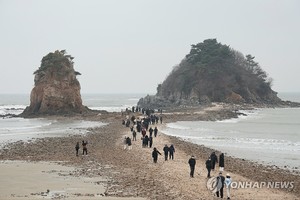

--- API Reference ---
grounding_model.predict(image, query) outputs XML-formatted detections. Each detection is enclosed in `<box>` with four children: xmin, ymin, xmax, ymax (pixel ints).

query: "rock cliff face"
<box><xmin>138</xmin><ymin>39</ymin><xmax>283</xmax><ymax>108</ymax></box>
<box><xmin>21</xmin><ymin>50</ymin><xmax>88</xmax><ymax>116</ymax></box>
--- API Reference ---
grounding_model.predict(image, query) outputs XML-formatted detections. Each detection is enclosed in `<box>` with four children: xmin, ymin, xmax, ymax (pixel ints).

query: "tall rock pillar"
<box><xmin>22</xmin><ymin>50</ymin><xmax>87</xmax><ymax>116</ymax></box>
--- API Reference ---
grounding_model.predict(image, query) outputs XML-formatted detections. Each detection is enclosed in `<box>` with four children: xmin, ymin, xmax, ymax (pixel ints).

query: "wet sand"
<box><xmin>0</xmin><ymin>160</ymin><xmax>111</xmax><ymax>199</ymax></box>
<box><xmin>0</xmin><ymin>104</ymin><xmax>299</xmax><ymax>199</ymax></box>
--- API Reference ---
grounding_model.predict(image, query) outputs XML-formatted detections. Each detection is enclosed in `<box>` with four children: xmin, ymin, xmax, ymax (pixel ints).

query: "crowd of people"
<box><xmin>187</xmin><ymin>153</ymin><xmax>231</xmax><ymax>199</ymax></box>
<box><xmin>120</xmin><ymin>107</ymin><xmax>232</xmax><ymax>199</ymax></box>
<box><xmin>204</xmin><ymin>152</ymin><xmax>231</xmax><ymax>199</ymax></box>
<box><xmin>75</xmin><ymin>106</ymin><xmax>232</xmax><ymax>199</ymax></box>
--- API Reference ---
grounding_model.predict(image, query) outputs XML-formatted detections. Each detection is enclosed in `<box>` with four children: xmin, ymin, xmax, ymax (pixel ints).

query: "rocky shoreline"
<box><xmin>0</xmin><ymin>104</ymin><xmax>299</xmax><ymax>199</ymax></box>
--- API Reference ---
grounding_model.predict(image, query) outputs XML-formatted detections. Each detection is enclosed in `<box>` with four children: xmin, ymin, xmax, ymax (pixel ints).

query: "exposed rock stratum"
<box><xmin>21</xmin><ymin>50</ymin><xmax>88</xmax><ymax>116</ymax></box>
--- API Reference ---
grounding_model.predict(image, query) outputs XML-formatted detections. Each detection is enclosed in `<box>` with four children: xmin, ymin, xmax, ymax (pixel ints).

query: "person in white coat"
<box><xmin>225</xmin><ymin>173</ymin><xmax>232</xmax><ymax>199</ymax></box>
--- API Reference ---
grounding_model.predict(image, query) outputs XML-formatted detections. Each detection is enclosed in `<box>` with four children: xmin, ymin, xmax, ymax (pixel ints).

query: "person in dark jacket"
<box><xmin>152</xmin><ymin>147</ymin><xmax>161</xmax><ymax>163</ymax></box>
<box><xmin>125</xmin><ymin>119</ymin><xmax>130</xmax><ymax>127</ymax></box>
<box><xmin>216</xmin><ymin>172</ymin><xmax>225</xmax><ymax>198</ymax></box>
<box><xmin>75</xmin><ymin>142</ymin><xmax>80</xmax><ymax>156</ymax></box>
<box><xmin>82</xmin><ymin>140</ymin><xmax>88</xmax><ymax>155</ymax></box>
<box><xmin>132</xmin><ymin>130</ymin><xmax>137</xmax><ymax>141</ymax></box>
<box><xmin>141</xmin><ymin>128</ymin><xmax>146</xmax><ymax>137</ymax></box>
<box><xmin>219</xmin><ymin>153</ymin><xmax>225</xmax><ymax>172</ymax></box>
<box><xmin>137</xmin><ymin>122</ymin><xmax>141</xmax><ymax>132</ymax></box>
<box><xmin>126</xmin><ymin>137</ymin><xmax>132</xmax><ymax>150</ymax></box>
<box><xmin>154</xmin><ymin>127</ymin><xmax>158</xmax><ymax>137</ymax></box>
<box><xmin>149</xmin><ymin>127</ymin><xmax>154</xmax><ymax>137</ymax></box>
<box><xmin>149</xmin><ymin>136</ymin><xmax>153</xmax><ymax>148</ymax></box>
<box><xmin>169</xmin><ymin>144</ymin><xmax>175</xmax><ymax>160</ymax></box>
<box><xmin>143</xmin><ymin>135</ymin><xmax>149</xmax><ymax>148</ymax></box>
<box><xmin>188</xmin><ymin>155</ymin><xmax>196</xmax><ymax>177</ymax></box>
<box><xmin>210</xmin><ymin>152</ymin><xmax>218</xmax><ymax>170</ymax></box>
<box><xmin>205</xmin><ymin>158</ymin><xmax>212</xmax><ymax>178</ymax></box>
<box><xmin>163</xmin><ymin>145</ymin><xmax>169</xmax><ymax>161</ymax></box>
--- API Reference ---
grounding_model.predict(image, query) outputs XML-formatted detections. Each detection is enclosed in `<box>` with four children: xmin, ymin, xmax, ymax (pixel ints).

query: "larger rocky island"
<box><xmin>138</xmin><ymin>39</ymin><xmax>298</xmax><ymax>108</ymax></box>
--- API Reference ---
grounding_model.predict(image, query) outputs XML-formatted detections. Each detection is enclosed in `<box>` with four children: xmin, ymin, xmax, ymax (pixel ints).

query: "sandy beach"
<box><xmin>0</xmin><ymin>105</ymin><xmax>299</xmax><ymax>200</ymax></box>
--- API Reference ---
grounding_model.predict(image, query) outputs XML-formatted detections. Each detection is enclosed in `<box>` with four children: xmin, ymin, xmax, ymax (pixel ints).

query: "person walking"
<box><xmin>141</xmin><ymin>128</ymin><xmax>146</xmax><ymax>137</ymax></box>
<box><xmin>132</xmin><ymin>130</ymin><xmax>137</xmax><ymax>141</ymax></box>
<box><xmin>144</xmin><ymin>135</ymin><xmax>149</xmax><ymax>148</ymax></box>
<box><xmin>210</xmin><ymin>152</ymin><xmax>218</xmax><ymax>171</ymax></box>
<box><xmin>149</xmin><ymin>127</ymin><xmax>154</xmax><ymax>137</ymax></box>
<box><xmin>126</xmin><ymin>137</ymin><xmax>132</xmax><ymax>150</ymax></box>
<box><xmin>137</xmin><ymin>122</ymin><xmax>141</xmax><ymax>132</ymax></box>
<box><xmin>163</xmin><ymin>145</ymin><xmax>169</xmax><ymax>161</ymax></box>
<box><xmin>169</xmin><ymin>144</ymin><xmax>175</xmax><ymax>160</ymax></box>
<box><xmin>219</xmin><ymin>153</ymin><xmax>225</xmax><ymax>172</ymax></box>
<box><xmin>82</xmin><ymin>140</ymin><xmax>88</xmax><ymax>155</ymax></box>
<box><xmin>225</xmin><ymin>173</ymin><xmax>232</xmax><ymax>199</ymax></box>
<box><xmin>75</xmin><ymin>142</ymin><xmax>80</xmax><ymax>156</ymax></box>
<box><xmin>205</xmin><ymin>158</ymin><xmax>212</xmax><ymax>178</ymax></box>
<box><xmin>154</xmin><ymin>127</ymin><xmax>158</xmax><ymax>137</ymax></box>
<box><xmin>216</xmin><ymin>172</ymin><xmax>225</xmax><ymax>198</ymax></box>
<box><xmin>152</xmin><ymin>147</ymin><xmax>161</xmax><ymax>163</ymax></box>
<box><xmin>149</xmin><ymin>136</ymin><xmax>153</xmax><ymax>148</ymax></box>
<box><xmin>188</xmin><ymin>155</ymin><xmax>196</xmax><ymax>178</ymax></box>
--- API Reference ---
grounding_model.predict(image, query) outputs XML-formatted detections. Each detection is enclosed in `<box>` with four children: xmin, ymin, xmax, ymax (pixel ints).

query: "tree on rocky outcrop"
<box><xmin>138</xmin><ymin>39</ymin><xmax>282</xmax><ymax>108</ymax></box>
<box><xmin>21</xmin><ymin>50</ymin><xmax>88</xmax><ymax>116</ymax></box>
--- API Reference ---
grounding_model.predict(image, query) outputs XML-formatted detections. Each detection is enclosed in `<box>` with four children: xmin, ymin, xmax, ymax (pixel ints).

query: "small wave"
<box><xmin>217</xmin><ymin>118</ymin><xmax>239</xmax><ymax>123</ymax></box>
<box><xmin>0</xmin><ymin>125</ymin><xmax>46</xmax><ymax>131</ymax></box>
<box><xmin>89</xmin><ymin>106</ymin><xmax>128</xmax><ymax>112</ymax></box>
<box><xmin>0</xmin><ymin>105</ymin><xmax>27</xmax><ymax>115</ymax></box>
<box><xmin>0</xmin><ymin>119</ymin><xmax>53</xmax><ymax>133</ymax></box>
<box><xmin>204</xmin><ymin>136</ymin><xmax>296</xmax><ymax>147</ymax></box>
<box><xmin>0</xmin><ymin>119</ymin><xmax>106</xmax><ymax>147</ymax></box>
<box><xmin>194</xmin><ymin>127</ymin><xmax>212</xmax><ymax>132</ymax></box>
<box><xmin>166</xmin><ymin>123</ymin><xmax>191</xmax><ymax>130</ymax></box>
<box><xmin>163</xmin><ymin>128</ymin><xmax>300</xmax><ymax>151</ymax></box>
<box><xmin>0</xmin><ymin>105</ymin><xmax>27</xmax><ymax>109</ymax></box>
<box><xmin>216</xmin><ymin>109</ymin><xmax>262</xmax><ymax>123</ymax></box>
<box><xmin>234</xmin><ymin>138</ymin><xmax>292</xmax><ymax>145</ymax></box>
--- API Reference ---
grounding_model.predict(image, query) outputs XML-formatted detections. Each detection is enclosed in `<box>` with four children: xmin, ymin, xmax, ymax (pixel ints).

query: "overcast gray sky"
<box><xmin>1</xmin><ymin>0</ymin><xmax>299</xmax><ymax>94</ymax></box>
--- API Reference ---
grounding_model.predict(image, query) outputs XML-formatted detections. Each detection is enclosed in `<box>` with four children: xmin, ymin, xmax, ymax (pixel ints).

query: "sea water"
<box><xmin>0</xmin><ymin>117</ymin><xmax>106</xmax><ymax>147</ymax></box>
<box><xmin>1</xmin><ymin>93</ymin><xmax>299</xmax><ymax>171</ymax></box>
<box><xmin>0</xmin><ymin>93</ymin><xmax>143</xmax><ymax>147</ymax></box>
<box><xmin>82</xmin><ymin>93</ymin><xmax>143</xmax><ymax>112</ymax></box>
<box><xmin>162</xmin><ymin>92</ymin><xmax>300</xmax><ymax>170</ymax></box>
